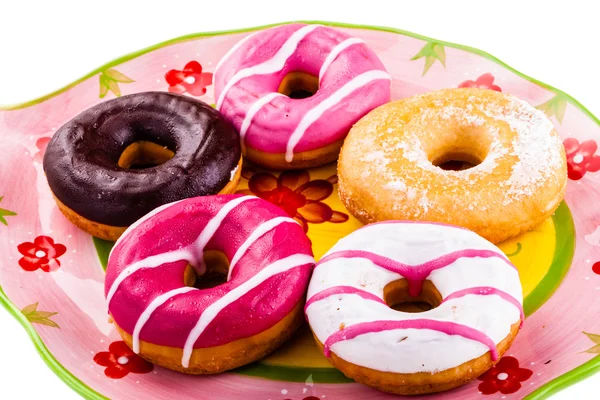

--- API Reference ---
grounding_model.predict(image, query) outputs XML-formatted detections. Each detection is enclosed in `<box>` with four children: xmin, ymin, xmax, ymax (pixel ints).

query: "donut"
<box><xmin>43</xmin><ymin>92</ymin><xmax>242</xmax><ymax>241</ymax></box>
<box><xmin>338</xmin><ymin>88</ymin><xmax>567</xmax><ymax>244</ymax></box>
<box><xmin>214</xmin><ymin>23</ymin><xmax>391</xmax><ymax>169</ymax></box>
<box><xmin>105</xmin><ymin>194</ymin><xmax>315</xmax><ymax>374</ymax></box>
<box><xmin>305</xmin><ymin>221</ymin><xmax>523</xmax><ymax>395</ymax></box>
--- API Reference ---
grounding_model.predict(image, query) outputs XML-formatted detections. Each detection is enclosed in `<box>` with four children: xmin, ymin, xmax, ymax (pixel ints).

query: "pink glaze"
<box><xmin>323</xmin><ymin>319</ymin><xmax>499</xmax><ymax>360</ymax></box>
<box><xmin>105</xmin><ymin>194</ymin><xmax>315</xmax><ymax>368</ymax></box>
<box><xmin>304</xmin><ymin>285</ymin><xmax>385</xmax><ymax>314</ymax></box>
<box><xmin>213</xmin><ymin>23</ymin><xmax>391</xmax><ymax>161</ymax></box>
<box><xmin>316</xmin><ymin>249</ymin><xmax>515</xmax><ymax>297</ymax></box>
<box><xmin>443</xmin><ymin>286</ymin><xmax>525</xmax><ymax>327</ymax></box>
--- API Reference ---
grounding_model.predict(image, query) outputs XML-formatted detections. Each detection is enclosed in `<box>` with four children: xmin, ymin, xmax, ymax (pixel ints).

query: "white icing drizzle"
<box><xmin>106</xmin><ymin>249</ymin><xmax>192</xmax><ymax>306</ymax></box>
<box><xmin>318</xmin><ymin>38</ymin><xmax>365</xmax><ymax>81</ymax></box>
<box><xmin>109</xmin><ymin>199</ymin><xmax>184</xmax><ymax>259</ymax></box>
<box><xmin>239</xmin><ymin>92</ymin><xmax>284</xmax><ymax>142</ymax></box>
<box><xmin>285</xmin><ymin>70</ymin><xmax>391</xmax><ymax>162</ymax></box>
<box><xmin>215</xmin><ymin>24</ymin><xmax>321</xmax><ymax>110</ymax></box>
<box><xmin>214</xmin><ymin>30</ymin><xmax>263</xmax><ymax>74</ymax></box>
<box><xmin>181</xmin><ymin>253</ymin><xmax>314</xmax><ymax>368</ymax></box>
<box><xmin>227</xmin><ymin>216</ymin><xmax>298</xmax><ymax>280</ymax></box>
<box><xmin>107</xmin><ymin>196</ymin><xmax>256</xmax><ymax>307</ymax></box>
<box><xmin>132</xmin><ymin>286</ymin><xmax>196</xmax><ymax>353</ymax></box>
<box><xmin>193</xmin><ymin>195</ymin><xmax>256</xmax><ymax>264</ymax></box>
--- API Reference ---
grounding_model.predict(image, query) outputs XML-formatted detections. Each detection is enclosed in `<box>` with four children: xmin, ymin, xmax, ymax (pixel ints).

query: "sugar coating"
<box><xmin>348</xmin><ymin>90</ymin><xmax>564</xmax><ymax>218</ymax></box>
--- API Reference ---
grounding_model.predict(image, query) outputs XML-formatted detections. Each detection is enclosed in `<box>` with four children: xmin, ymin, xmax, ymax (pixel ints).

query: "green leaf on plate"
<box><xmin>98</xmin><ymin>68</ymin><xmax>134</xmax><ymax>98</ymax></box>
<box><xmin>536</xmin><ymin>94</ymin><xmax>569</xmax><ymax>124</ymax></box>
<box><xmin>21</xmin><ymin>302</ymin><xmax>60</xmax><ymax>329</ymax></box>
<box><xmin>99</xmin><ymin>75</ymin><xmax>109</xmax><ymax>98</ymax></box>
<box><xmin>582</xmin><ymin>332</ymin><xmax>600</xmax><ymax>353</ymax></box>
<box><xmin>410</xmin><ymin>42</ymin><xmax>447</xmax><ymax>76</ymax></box>
<box><xmin>107</xmin><ymin>79</ymin><xmax>121</xmax><ymax>97</ymax></box>
<box><xmin>432</xmin><ymin>43</ymin><xmax>446</xmax><ymax>67</ymax></box>
<box><xmin>103</xmin><ymin>68</ymin><xmax>134</xmax><ymax>83</ymax></box>
<box><xmin>0</xmin><ymin>196</ymin><xmax>17</xmax><ymax>226</ymax></box>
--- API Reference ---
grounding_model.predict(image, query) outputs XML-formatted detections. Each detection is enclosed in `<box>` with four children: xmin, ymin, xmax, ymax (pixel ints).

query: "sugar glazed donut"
<box><xmin>105</xmin><ymin>194</ymin><xmax>315</xmax><ymax>374</ymax></box>
<box><xmin>338</xmin><ymin>88</ymin><xmax>567</xmax><ymax>244</ymax></box>
<box><xmin>305</xmin><ymin>221</ymin><xmax>523</xmax><ymax>395</ymax></box>
<box><xmin>214</xmin><ymin>23</ymin><xmax>391</xmax><ymax>169</ymax></box>
<box><xmin>43</xmin><ymin>92</ymin><xmax>242</xmax><ymax>241</ymax></box>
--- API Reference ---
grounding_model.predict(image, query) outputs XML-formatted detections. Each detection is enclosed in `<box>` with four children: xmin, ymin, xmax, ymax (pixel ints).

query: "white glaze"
<box><xmin>107</xmin><ymin>196</ymin><xmax>257</xmax><ymax>306</ymax></box>
<box><xmin>305</xmin><ymin>222</ymin><xmax>523</xmax><ymax>374</ymax></box>
<box><xmin>106</xmin><ymin>248</ymin><xmax>192</xmax><ymax>306</ymax></box>
<box><xmin>182</xmin><ymin>253</ymin><xmax>314</xmax><ymax>367</ymax></box>
<box><xmin>284</xmin><ymin>70</ymin><xmax>392</xmax><ymax>162</ymax></box>
<box><xmin>110</xmin><ymin>199</ymin><xmax>184</xmax><ymax>258</ymax></box>
<box><xmin>214</xmin><ymin>30</ymin><xmax>263</xmax><ymax>73</ymax></box>
<box><xmin>132</xmin><ymin>286</ymin><xmax>197</xmax><ymax>353</ymax></box>
<box><xmin>193</xmin><ymin>195</ymin><xmax>256</xmax><ymax>272</ymax></box>
<box><xmin>227</xmin><ymin>216</ymin><xmax>298</xmax><ymax>280</ymax></box>
<box><xmin>318</xmin><ymin>37</ymin><xmax>365</xmax><ymax>81</ymax></box>
<box><xmin>239</xmin><ymin>92</ymin><xmax>284</xmax><ymax>141</ymax></box>
<box><xmin>216</xmin><ymin>24</ymin><xmax>321</xmax><ymax>110</ymax></box>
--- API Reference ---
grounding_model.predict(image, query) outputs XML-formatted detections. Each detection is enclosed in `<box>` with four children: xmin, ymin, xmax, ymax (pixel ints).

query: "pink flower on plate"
<box><xmin>563</xmin><ymin>138</ymin><xmax>600</xmax><ymax>180</ymax></box>
<box><xmin>165</xmin><ymin>61</ymin><xmax>213</xmax><ymax>96</ymax></box>
<box><xmin>33</xmin><ymin>137</ymin><xmax>51</xmax><ymax>163</ymax></box>
<box><xmin>459</xmin><ymin>73</ymin><xmax>502</xmax><ymax>92</ymax></box>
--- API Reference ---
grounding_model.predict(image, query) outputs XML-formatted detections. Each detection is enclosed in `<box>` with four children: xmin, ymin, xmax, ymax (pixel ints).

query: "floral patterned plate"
<box><xmin>0</xmin><ymin>21</ymin><xmax>599</xmax><ymax>400</ymax></box>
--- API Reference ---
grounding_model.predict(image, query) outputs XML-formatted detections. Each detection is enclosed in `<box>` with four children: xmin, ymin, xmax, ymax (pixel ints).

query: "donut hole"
<box><xmin>278</xmin><ymin>72</ymin><xmax>319</xmax><ymax>99</ymax></box>
<box><xmin>426</xmin><ymin>125</ymin><xmax>492</xmax><ymax>171</ymax></box>
<box><xmin>383</xmin><ymin>280</ymin><xmax>442</xmax><ymax>313</ymax></box>
<box><xmin>432</xmin><ymin>152</ymin><xmax>483</xmax><ymax>171</ymax></box>
<box><xmin>184</xmin><ymin>250</ymin><xmax>230</xmax><ymax>289</ymax></box>
<box><xmin>117</xmin><ymin>141</ymin><xmax>175</xmax><ymax>169</ymax></box>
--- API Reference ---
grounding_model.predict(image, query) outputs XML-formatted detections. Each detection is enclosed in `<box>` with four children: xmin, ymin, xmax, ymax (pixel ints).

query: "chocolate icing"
<box><xmin>43</xmin><ymin>91</ymin><xmax>241</xmax><ymax>227</ymax></box>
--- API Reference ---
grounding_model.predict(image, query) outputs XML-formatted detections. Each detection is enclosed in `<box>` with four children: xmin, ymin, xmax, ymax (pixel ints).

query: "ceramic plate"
<box><xmin>1</xmin><ymin>21</ymin><xmax>599</xmax><ymax>400</ymax></box>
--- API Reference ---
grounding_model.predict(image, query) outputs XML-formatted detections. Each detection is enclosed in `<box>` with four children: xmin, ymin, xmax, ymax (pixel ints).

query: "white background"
<box><xmin>0</xmin><ymin>0</ymin><xmax>598</xmax><ymax>398</ymax></box>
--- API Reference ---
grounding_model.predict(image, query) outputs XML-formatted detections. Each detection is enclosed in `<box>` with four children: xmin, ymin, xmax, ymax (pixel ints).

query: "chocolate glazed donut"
<box><xmin>43</xmin><ymin>91</ymin><xmax>242</xmax><ymax>241</ymax></box>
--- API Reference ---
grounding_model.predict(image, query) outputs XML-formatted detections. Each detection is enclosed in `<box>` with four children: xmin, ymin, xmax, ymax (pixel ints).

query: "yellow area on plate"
<box><xmin>498</xmin><ymin>217</ymin><xmax>555</xmax><ymax>299</ymax></box>
<box><xmin>238</xmin><ymin>162</ymin><xmax>557</xmax><ymax>368</ymax></box>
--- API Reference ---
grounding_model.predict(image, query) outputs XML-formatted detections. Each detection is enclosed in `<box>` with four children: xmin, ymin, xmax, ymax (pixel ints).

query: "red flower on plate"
<box><xmin>238</xmin><ymin>169</ymin><xmax>349</xmax><ymax>233</ymax></box>
<box><xmin>592</xmin><ymin>261</ymin><xmax>600</xmax><ymax>275</ymax></box>
<box><xmin>563</xmin><ymin>138</ymin><xmax>600</xmax><ymax>180</ymax></box>
<box><xmin>165</xmin><ymin>61</ymin><xmax>213</xmax><ymax>96</ymax></box>
<box><xmin>17</xmin><ymin>236</ymin><xmax>66</xmax><ymax>272</ymax></box>
<box><xmin>33</xmin><ymin>137</ymin><xmax>51</xmax><ymax>163</ymax></box>
<box><xmin>94</xmin><ymin>341</ymin><xmax>153</xmax><ymax>379</ymax></box>
<box><xmin>477</xmin><ymin>356</ymin><xmax>533</xmax><ymax>395</ymax></box>
<box><xmin>459</xmin><ymin>73</ymin><xmax>502</xmax><ymax>92</ymax></box>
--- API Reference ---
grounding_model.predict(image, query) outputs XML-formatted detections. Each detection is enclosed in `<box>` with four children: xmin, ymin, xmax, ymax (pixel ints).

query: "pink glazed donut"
<box><xmin>214</xmin><ymin>23</ymin><xmax>391</xmax><ymax>169</ymax></box>
<box><xmin>105</xmin><ymin>194</ymin><xmax>315</xmax><ymax>374</ymax></box>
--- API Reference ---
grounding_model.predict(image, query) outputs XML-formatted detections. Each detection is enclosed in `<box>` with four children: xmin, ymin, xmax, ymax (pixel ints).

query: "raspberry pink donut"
<box><xmin>305</xmin><ymin>221</ymin><xmax>524</xmax><ymax>395</ymax></box>
<box><xmin>105</xmin><ymin>194</ymin><xmax>315</xmax><ymax>374</ymax></box>
<box><xmin>214</xmin><ymin>23</ymin><xmax>391</xmax><ymax>169</ymax></box>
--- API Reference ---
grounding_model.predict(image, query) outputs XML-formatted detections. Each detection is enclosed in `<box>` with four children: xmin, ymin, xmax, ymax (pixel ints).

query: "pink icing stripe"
<box><xmin>304</xmin><ymin>285</ymin><xmax>385</xmax><ymax>313</ymax></box>
<box><xmin>323</xmin><ymin>319</ymin><xmax>498</xmax><ymax>361</ymax></box>
<box><xmin>443</xmin><ymin>286</ymin><xmax>524</xmax><ymax>327</ymax></box>
<box><xmin>317</xmin><ymin>249</ymin><xmax>515</xmax><ymax>298</ymax></box>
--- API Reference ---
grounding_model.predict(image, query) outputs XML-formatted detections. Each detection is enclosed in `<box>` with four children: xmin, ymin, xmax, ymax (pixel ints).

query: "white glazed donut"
<box><xmin>305</xmin><ymin>221</ymin><xmax>524</xmax><ymax>395</ymax></box>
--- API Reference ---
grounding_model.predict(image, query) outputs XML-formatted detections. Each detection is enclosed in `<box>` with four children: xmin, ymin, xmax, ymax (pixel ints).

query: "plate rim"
<box><xmin>1</xmin><ymin>19</ymin><xmax>598</xmax><ymax>400</ymax></box>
